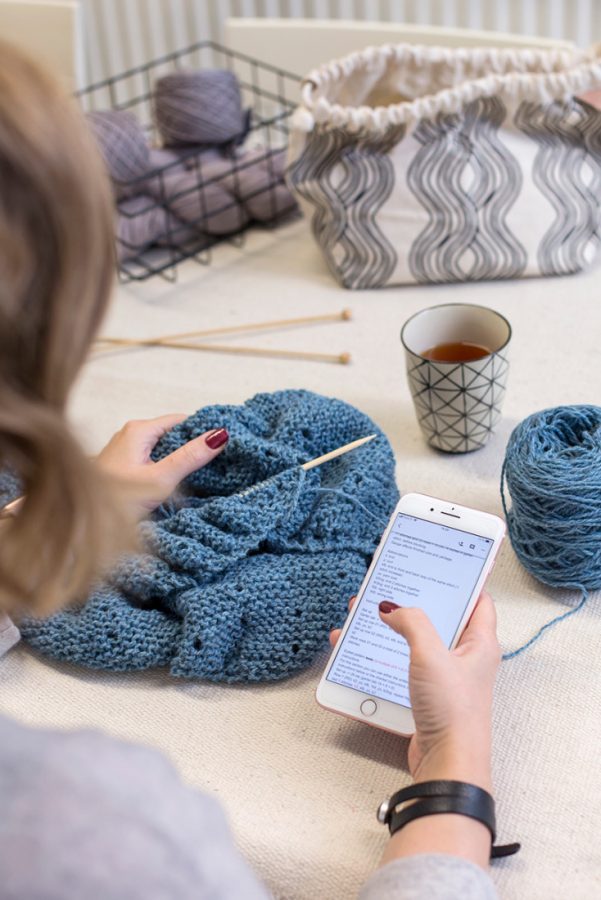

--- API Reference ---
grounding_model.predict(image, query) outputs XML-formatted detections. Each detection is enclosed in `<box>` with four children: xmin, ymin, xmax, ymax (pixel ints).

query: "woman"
<box><xmin>0</xmin><ymin>42</ymin><xmax>501</xmax><ymax>898</ymax></box>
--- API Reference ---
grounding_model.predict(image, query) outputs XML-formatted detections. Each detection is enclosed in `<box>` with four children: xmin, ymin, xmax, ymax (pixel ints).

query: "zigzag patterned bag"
<box><xmin>287</xmin><ymin>43</ymin><xmax>601</xmax><ymax>289</ymax></box>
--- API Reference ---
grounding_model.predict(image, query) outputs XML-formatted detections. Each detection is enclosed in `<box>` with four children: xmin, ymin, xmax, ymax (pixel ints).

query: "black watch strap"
<box><xmin>377</xmin><ymin>780</ymin><xmax>520</xmax><ymax>861</ymax></box>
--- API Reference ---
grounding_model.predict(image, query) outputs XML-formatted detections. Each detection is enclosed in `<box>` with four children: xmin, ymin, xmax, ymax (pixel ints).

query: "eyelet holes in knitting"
<box><xmin>193</xmin><ymin>638</ymin><xmax>203</xmax><ymax>652</ymax></box>
<box><xmin>295</xmin><ymin>608</ymin><xmax>302</xmax><ymax>617</ymax></box>
<box><xmin>301</xmin><ymin>428</ymin><xmax>312</xmax><ymax>439</ymax></box>
<box><xmin>337</xmin><ymin>571</ymin><xmax>347</xmax><ymax>579</ymax></box>
<box><xmin>292</xmin><ymin>643</ymin><xmax>300</xmax><ymax>654</ymax></box>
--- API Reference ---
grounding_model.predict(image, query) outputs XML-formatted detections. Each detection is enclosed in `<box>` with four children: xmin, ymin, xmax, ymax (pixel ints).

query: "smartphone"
<box><xmin>316</xmin><ymin>492</ymin><xmax>505</xmax><ymax>736</ymax></box>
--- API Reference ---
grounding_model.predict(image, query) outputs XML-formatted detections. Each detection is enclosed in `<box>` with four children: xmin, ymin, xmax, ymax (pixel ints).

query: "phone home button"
<box><xmin>360</xmin><ymin>699</ymin><xmax>377</xmax><ymax>717</ymax></box>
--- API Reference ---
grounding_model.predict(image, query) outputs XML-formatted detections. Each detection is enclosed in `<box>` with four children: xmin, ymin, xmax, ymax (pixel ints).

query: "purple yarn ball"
<box><xmin>154</xmin><ymin>69</ymin><xmax>245</xmax><ymax>146</ymax></box>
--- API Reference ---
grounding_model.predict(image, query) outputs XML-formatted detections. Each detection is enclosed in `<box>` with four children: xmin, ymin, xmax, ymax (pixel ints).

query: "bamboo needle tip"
<box><xmin>341</xmin><ymin>308</ymin><xmax>353</xmax><ymax>321</ymax></box>
<box><xmin>339</xmin><ymin>352</ymin><xmax>352</xmax><ymax>365</ymax></box>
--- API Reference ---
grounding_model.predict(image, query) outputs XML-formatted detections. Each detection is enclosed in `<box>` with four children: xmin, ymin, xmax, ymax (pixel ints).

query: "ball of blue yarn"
<box><xmin>503</xmin><ymin>405</ymin><xmax>601</xmax><ymax>591</ymax></box>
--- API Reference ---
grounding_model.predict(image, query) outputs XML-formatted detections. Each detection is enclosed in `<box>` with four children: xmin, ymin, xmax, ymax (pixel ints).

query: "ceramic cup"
<box><xmin>400</xmin><ymin>303</ymin><xmax>511</xmax><ymax>453</ymax></box>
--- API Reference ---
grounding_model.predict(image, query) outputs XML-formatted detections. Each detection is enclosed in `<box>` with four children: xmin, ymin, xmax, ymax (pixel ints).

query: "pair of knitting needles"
<box><xmin>93</xmin><ymin>309</ymin><xmax>352</xmax><ymax>365</ymax></box>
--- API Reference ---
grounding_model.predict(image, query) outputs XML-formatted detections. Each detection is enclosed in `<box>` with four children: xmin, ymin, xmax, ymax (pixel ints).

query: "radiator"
<box><xmin>81</xmin><ymin>0</ymin><xmax>600</xmax><ymax>86</ymax></box>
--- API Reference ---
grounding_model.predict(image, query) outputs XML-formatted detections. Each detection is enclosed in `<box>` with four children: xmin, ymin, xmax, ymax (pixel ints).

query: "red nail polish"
<box><xmin>205</xmin><ymin>428</ymin><xmax>229</xmax><ymax>449</ymax></box>
<box><xmin>379</xmin><ymin>601</ymin><xmax>400</xmax><ymax>615</ymax></box>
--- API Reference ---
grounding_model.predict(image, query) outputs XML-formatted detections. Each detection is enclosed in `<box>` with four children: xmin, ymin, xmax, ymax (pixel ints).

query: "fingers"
<box><xmin>154</xmin><ymin>428</ymin><xmax>229</xmax><ymax>491</ymax></box>
<box><xmin>456</xmin><ymin>591</ymin><xmax>499</xmax><ymax>651</ymax></box>
<box><xmin>379</xmin><ymin>605</ymin><xmax>446</xmax><ymax>656</ymax></box>
<box><xmin>115</xmin><ymin>414</ymin><xmax>188</xmax><ymax>461</ymax></box>
<box><xmin>137</xmin><ymin>413</ymin><xmax>188</xmax><ymax>439</ymax></box>
<box><xmin>122</xmin><ymin>414</ymin><xmax>187</xmax><ymax>444</ymax></box>
<box><xmin>465</xmin><ymin>591</ymin><xmax>497</xmax><ymax>635</ymax></box>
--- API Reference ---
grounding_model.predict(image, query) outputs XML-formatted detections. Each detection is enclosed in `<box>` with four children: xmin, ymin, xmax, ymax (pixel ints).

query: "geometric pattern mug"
<box><xmin>401</xmin><ymin>304</ymin><xmax>511</xmax><ymax>453</ymax></box>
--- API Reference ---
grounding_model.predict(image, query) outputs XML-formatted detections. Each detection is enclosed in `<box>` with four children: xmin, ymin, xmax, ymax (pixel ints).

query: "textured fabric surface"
<box><xmin>359</xmin><ymin>855</ymin><xmax>498</xmax><ymax>900</ymax></box>
<box><xmin>20</xmin><ymin>390</ymin><xmax>398</xmax><ymax>682</ymax></box>
<box><xmin>1</xmin><ymin>221</ymin><xmax>599</xmax><ymax>899</ymax></box>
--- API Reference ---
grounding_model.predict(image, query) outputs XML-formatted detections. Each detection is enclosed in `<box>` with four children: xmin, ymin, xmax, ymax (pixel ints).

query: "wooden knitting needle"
<box><xmin>302</xmin><ymin>434</ymin><xmax>376</xmax><ymax>470</ymax></box>
<box><xmin>0</xmin><ymin>496</ymin><xmax>23</xmax><ymax>518</ymax></box>
<box><xmin>92</xmin><ymin>338</ymin><xmax>351</xmax><ymax>365</ymax></box>
<box><xmin>95</xmin><ymin>309</ymin><xmax>352</xmax><ymax>348</ymax></box>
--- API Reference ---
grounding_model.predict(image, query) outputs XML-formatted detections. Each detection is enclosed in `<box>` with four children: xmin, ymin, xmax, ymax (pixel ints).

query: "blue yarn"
<box><xmin>501</xmin><ymin>405</ymin><xmax>601</xmax><ymax>659</ymax></box>
<box><xmin>21</xmin><ymin>390</ymin><xmax>399</xmax><ymax>682</ymax></box>
<box><xmin>0</xmin><ymin>469</ymin><xmax>20</xmax><ymax>508</ymax></box>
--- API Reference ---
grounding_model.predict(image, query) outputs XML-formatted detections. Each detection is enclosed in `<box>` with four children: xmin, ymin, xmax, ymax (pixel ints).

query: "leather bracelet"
<box><xmin>377</xmin><ymin>780</ymin><xmax>520</xmax><ymax>860</ymax></box>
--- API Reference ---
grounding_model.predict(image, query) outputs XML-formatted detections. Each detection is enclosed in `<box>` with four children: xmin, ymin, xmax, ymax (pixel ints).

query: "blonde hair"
<box><xmin>0</xmin><ymin>42</ymin><xmax>128</xmax><ymax>614</ymax></box>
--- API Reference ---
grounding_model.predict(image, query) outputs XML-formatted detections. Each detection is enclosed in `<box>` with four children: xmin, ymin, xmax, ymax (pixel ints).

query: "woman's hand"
<box><xmin>96</xmin><ymin>414</ymin><xmax>228</xmax><ymax>520</ymax></box>
<box><xmin>330</xmin><ymin>593</ymin><xmax>500</xmax><ymax>868</ymax></box>
<box><xmin>329</xmin><ymin>592</ymin><xmax>500</xmax><ymax>791</ymax></box>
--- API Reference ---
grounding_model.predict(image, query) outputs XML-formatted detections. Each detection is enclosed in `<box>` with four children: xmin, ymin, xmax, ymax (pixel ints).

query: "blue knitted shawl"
<box><xmin>20</xmin><ymin>390</ymin><xmax>399</xmax><ymax>682</ymax></box>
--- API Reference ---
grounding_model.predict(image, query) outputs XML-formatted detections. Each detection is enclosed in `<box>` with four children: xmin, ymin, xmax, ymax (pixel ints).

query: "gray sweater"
<box><xmin>0</xmin><ymin>633</ymin><xmax>497</xmax><ymax>899</ymax></box>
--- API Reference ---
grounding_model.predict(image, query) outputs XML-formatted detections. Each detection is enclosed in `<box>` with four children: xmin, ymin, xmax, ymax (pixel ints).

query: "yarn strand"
<box><xmin>501</xmin><ymin>588</ymin><xmax>589</xmax><ymax>660</ymax></box>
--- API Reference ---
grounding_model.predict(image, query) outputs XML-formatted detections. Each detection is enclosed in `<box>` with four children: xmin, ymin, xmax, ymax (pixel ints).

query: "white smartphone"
<box><xmin>316</xmin><ymin>492</ymin><xmax>505</xmax><ymax>736</ymax></box>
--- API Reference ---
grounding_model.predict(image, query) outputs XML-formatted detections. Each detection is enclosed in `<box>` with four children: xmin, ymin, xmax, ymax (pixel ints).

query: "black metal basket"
<box><xmin>79</xmin><ymin>41</ymin><xmax>301</xmax><ymax>282</ymax></box>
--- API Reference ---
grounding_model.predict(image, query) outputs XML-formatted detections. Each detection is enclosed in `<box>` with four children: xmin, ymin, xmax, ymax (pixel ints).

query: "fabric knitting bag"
<box><xmin>20</xmin><ymin>390</ymin><xmax>399</xmax><ymax>683</ymax></box>
<box><xmin>287</xmin><ymin>43</ymin><xmax>601</xmax><ymax>289</ymax></box>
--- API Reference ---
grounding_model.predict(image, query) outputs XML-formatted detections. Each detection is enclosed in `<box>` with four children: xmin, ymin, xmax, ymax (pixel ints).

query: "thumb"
<box><xmin>154</xmin><ymin>428</ymin><xmax>229</xmax><ymax>491</ymax></box>
<box><xmin>379</xmin><ymin>603</ymin><xmax>446</xmax><ymax>657</ymax></box>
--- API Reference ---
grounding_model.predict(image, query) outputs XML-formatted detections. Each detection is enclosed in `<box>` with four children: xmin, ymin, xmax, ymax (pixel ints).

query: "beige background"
<box><xmin>0</xmin><ymin>0</ymin><xmax>80</xmax><ymax>86</ymax></box>
<box><xmin>0</xmin><ymin>220</ymin><xmax>600</xmax><ymax>898</ymax></box>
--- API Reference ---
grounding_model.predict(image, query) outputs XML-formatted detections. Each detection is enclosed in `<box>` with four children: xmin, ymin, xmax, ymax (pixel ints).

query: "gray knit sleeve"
<box><xmin>358</xmin><ymin>854</ymin><xmax>498</xmax><ymax>900</ymax></box>
<box><xmin>0</xmin><ymin>716</ymin><xmax>271</xmax><ymax>900</ymax></box>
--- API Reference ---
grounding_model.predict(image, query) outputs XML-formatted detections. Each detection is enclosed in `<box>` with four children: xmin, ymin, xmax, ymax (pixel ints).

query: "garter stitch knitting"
<box><xmin>21</xmin><ymin>391</ymin><xmax>399</xmax><ymax>682</ymax></box>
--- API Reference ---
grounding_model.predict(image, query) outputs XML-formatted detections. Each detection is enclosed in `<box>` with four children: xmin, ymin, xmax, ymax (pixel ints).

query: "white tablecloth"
<box><xmin>1</xmin><ymin>221</ymin><xmax>600</xmax><ymax>899</ymax></box>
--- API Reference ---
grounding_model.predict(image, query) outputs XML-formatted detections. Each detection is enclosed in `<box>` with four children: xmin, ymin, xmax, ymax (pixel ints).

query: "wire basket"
<box><xmin>79</xmin><ymin>41</ymin><xmax>301</xmax><ymax>282</ymax></box>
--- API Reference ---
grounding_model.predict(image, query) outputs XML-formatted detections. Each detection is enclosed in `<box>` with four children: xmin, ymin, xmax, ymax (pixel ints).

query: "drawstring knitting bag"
<box><xmin>287</xmin><ymin>43</ymin><xmax>601</xmax><ymax>289</ymax></box>
<box><xmin>20</xmin><ymin>390</ymin><xmax>399</xmax><ymax>683</ymax></box>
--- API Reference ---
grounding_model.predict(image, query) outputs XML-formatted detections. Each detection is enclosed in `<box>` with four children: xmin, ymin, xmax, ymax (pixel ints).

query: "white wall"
<box><xmin>2</xmin><ymin>1</ymin><xmax>594</xmax><ymax>89</ymax></box>
<box><xmin>0</xmin><ymin>0</ymin><xmax>81</xmax><ymax>87</ymax></box>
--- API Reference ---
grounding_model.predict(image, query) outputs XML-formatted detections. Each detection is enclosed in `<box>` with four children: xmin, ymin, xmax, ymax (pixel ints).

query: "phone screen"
<box><xmin>326</xmin><ymin>512</ymin><xmax>494</xmax><ymax>709</ymax></box>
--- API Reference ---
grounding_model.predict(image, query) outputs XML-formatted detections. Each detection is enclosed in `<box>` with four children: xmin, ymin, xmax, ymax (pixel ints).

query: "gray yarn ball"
<box><xmin>116</xmin><ymin>194</ymin><xmax>198</xmax><ymax>260</ymax></box>
<box><xmin>233</xmin><ymin>147</ymin><xmax>297</xmax><ymax>222</ymax></box>
<box><xmin>195</xmin><ymin>148</ymin><xmax>296</xmax><ymax>223</ymax></box>
<box><xmin>143</xmin><ymin>146</ymin><xmax>220</xmax><ymax>194</ymax></box>
<box><xmin>154</xmin><ymin>69</ymin><xmax>245</xmax><ymax>146</ymax></box>
<box><xmin>87</xmin><ymin>110</ymin><xmax>150</xmax><ymax>198</ymax></box>
<box><xmin>146</xmin><ymin>159</ymin><xmax>249</xmax><ymax>236</ymax></box>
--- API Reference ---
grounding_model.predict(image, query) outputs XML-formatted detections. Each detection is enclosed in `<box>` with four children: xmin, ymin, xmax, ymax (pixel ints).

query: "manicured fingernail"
<box><xmin>379</xmin><ymin>601</ymin><xmax>400</xmax><ymax>615</ymax></box>
<box><xmin>205</xmin><ymin>428</ymin><xmax>229</xmax><ymax>449</ymax></box>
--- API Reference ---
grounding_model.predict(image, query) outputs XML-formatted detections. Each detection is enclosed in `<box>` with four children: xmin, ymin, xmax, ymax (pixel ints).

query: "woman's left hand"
<box><xmin>96</xmin><ymin>414</ymin><xmax>228</xmax><ymax>520</ymax></box>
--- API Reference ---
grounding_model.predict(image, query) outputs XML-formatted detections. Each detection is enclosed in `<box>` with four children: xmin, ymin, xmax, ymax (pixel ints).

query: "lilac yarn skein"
<box><xmin>87</xmin><ymin>110</ymin><xmax>150</xmax><ymax>199</ymax></box>
<box><xmin>116</xmin><ymin>195</ymin><xmax>199</xmax><ymax>260</ymax></box>
<box><xmin>155</xmin><ymin>70</ymin><xmax>246</xmax><ymax>146</ymax></box>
